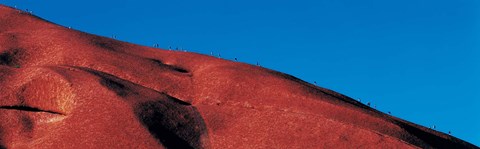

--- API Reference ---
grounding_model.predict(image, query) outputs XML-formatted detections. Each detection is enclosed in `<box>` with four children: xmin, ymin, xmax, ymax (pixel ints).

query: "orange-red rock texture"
<box><xmin>0</xmin><ymin>5</ymin><xmax>477</xmax><ymax>149</ymax></box>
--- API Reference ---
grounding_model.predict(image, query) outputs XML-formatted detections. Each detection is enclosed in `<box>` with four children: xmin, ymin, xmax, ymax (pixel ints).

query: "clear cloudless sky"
<box><xmin>2</xmin><ymin>0</ymin><xmax>479</xmax><ymax>146</ymax></box>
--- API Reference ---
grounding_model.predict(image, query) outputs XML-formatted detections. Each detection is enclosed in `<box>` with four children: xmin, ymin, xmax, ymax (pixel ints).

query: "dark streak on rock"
<box><xmin>0</xmin><ymin>48</ymin><xmax>21</xmax><ymax>67</ymax></box>
<box><xmin>91</xmin><ymin>37</ymin><xmax>118</xmax><ymax>51</ymax></box>
<box><xmin>19</xmin><ymin>114</ymin><xmax>33</xmax><ymax>134</ymax></box>
<box><xmin>0</xmin><ymin>106</ymin><xmax>63</xmax><ymax>115</ymax></box>
<box><xmin>100</xmin><ymin>78</ymin><xmax>129</xmax><ymax>97</ymax></box>
<box><xmin>150</xmin><ymin>59</ymin><xmax>190</xmax><ymax>74</ymax></box>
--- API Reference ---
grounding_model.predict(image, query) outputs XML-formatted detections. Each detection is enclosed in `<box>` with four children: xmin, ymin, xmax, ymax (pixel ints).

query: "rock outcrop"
<box><xmin>0</xmin><ymin>5</ymin><xmax>477</xmax><ymax>149</ymax></box>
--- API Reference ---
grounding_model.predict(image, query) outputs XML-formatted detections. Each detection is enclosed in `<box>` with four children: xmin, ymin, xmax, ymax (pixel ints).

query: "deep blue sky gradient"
<box><xmin>2</xmin><ymin>0</ymin><xmax>479</xmax><ymax>145</ymax></box>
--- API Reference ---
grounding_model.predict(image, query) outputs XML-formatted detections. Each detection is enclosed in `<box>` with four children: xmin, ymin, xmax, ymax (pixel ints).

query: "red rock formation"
<box><xmin>0</xmin><ymin>5</ymin><xmax>477</xmax><ymax>149</ymax></box>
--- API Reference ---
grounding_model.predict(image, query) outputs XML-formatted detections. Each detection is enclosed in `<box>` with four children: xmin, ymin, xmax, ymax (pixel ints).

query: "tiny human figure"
<box><xmin>234</xmin><ymin>58</ymin><xmax>237</xmax><ymax>61</ymax></box>
<box><xmin>25</xmin><ymin>9</ymin><xmax>32</xmax><ymax>14</ymax></box>
<box><xmin>448</xmin><ymin>131</ymin><xmax>451</xmax><ymax>135</ymax></box>
<box><xmin>256</xmin><ymin>62</ymin><xmax>259</xmax><ymax>66</ymax></box>
<box><xmin>432</xmin><ymin>125</ymin><xmax>436</xmax><ymax>129</ymax></box>
<box><xmin>314</xmin><ymin>81</ymin><xmax>317</xmax><ymax>85</ymax></box>
<box><xmin>367</xmin><ymin>102</ymin><xmax>371</xmax><ymax>107</ymax></box>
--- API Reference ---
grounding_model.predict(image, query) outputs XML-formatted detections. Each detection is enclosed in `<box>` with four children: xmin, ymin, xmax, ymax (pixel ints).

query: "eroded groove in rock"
<box><xmin>135</xmin><ymin>99</ymin><xmax>207</xmax><ymax>149</ymax></box>
<box><xmin>149</xmin><ymin>58</ymin><xmax>190</xmax><ymax>74</ymax></box>
<box><xmin>0</xmin><ymin>106</ymin><xmax>63</xmax><ymax>115</ymax></box>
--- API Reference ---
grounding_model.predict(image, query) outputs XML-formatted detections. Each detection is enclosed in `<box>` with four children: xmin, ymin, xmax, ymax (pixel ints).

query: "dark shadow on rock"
<box><xmin>99</xmin><ymin>77</ymin><xmax>129</xmax><ymax>97</ymax></box>
<box><xmin>134</xmin><ymin>97</ymin><xmax>208</xmax><ymax>149</ymax></box>
<box><xmin>396</xmin><ymin>122</ymin><xmax>478</xmax><ymax>149</ymax></box>
<box><xmin>0</xmin><ymin>48</ymin><xmax>21</xmax><ymax>67</ymax></box>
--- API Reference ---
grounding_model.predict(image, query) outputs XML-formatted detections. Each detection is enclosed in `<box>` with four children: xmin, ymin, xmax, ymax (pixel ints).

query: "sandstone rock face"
<box><xmin>0</xmin><ymin>5</ymin><xmax>477</xmax><ymax>149</ymax></box>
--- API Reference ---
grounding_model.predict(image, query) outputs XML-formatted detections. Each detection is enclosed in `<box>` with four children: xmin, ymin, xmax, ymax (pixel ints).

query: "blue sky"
<box><xmin>2</xmin><ymin>0</ymin><xmax>479</xmax><ymax>145</ymax></box>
